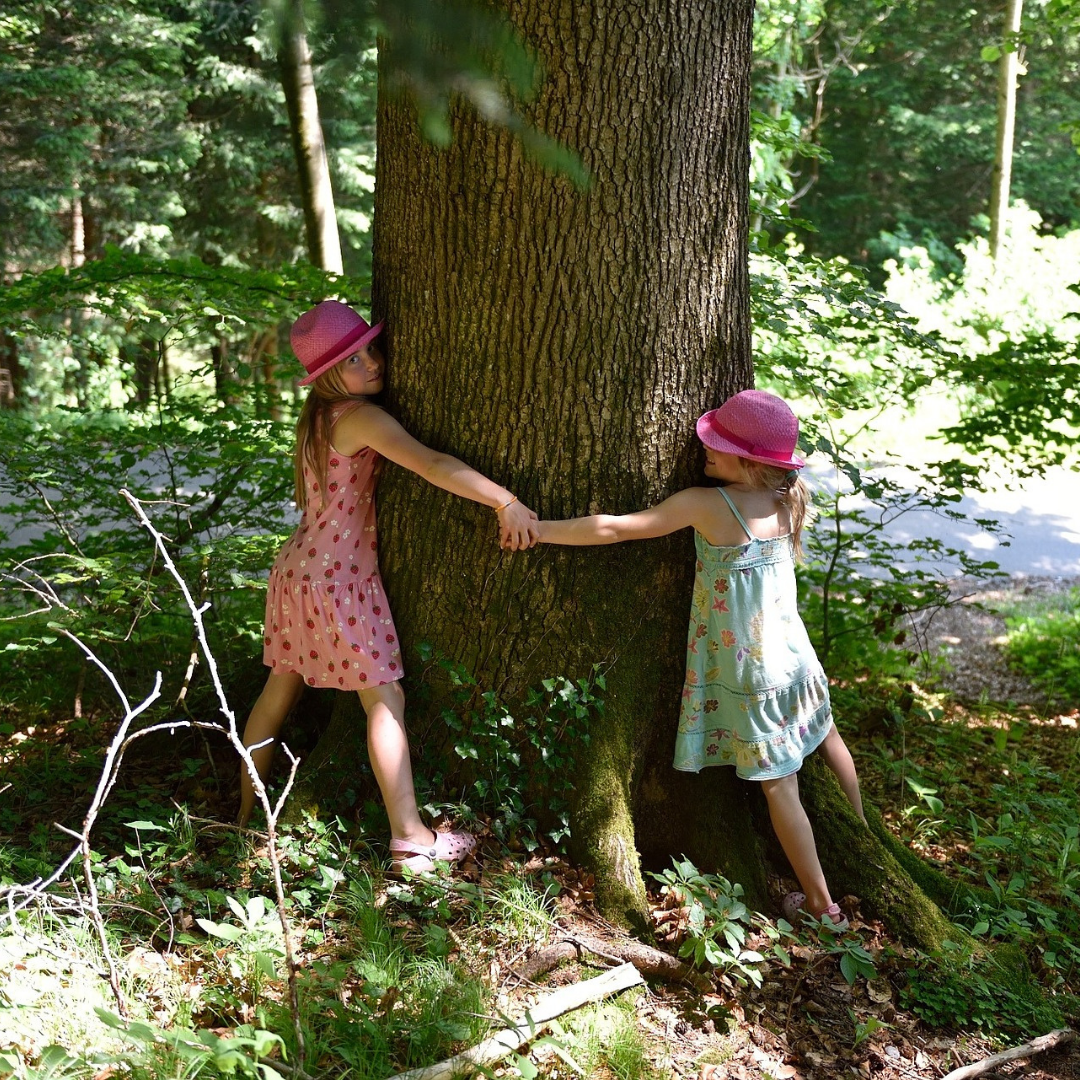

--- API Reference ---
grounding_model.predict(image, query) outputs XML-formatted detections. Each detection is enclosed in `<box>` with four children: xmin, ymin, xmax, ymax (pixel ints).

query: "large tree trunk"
<box><xmin>372</xmin><ymin>0</ymin><xmax>755</xmax><ymax>928</ymax></box>
<box><xmin>287</xmin><ymin>0</ymin><xmax>970</xmax><ymax>947</ymax></box>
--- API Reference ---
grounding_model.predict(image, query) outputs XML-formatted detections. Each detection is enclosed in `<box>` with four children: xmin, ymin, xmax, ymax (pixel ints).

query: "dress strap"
<box><xmin>716</xmin><ymin>487</ymin><xmax>758</xmax><ymax>542</ymax></box>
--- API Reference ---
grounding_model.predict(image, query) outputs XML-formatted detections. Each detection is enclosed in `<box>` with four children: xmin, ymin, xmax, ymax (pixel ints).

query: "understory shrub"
<box><xmin>1001</xmin><ymin>588</ymin><xmax>1080</xmax><ymax>706</ymax></box>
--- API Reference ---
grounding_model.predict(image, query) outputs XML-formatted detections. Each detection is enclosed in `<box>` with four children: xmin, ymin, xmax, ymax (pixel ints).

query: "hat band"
<box><xmin>710</xmin><ymin>418</ymin><xmax>794</xmax><ymax>463</ymax></box>
<box><xmin>306</xmin><ymin>322</ymin><xmax>370</xmax><ymax>373</ymax></box>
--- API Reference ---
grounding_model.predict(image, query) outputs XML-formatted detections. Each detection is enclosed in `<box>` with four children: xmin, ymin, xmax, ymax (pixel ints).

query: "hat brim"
<box><xmin>297</xmin><ymin>321</ymin><xmax>384</xmax><ymax>386</ymax></box>
<box><xmin>695</xmin><ymin>412</ymin><xmax>805</xmax><ymax>469</ymax></box>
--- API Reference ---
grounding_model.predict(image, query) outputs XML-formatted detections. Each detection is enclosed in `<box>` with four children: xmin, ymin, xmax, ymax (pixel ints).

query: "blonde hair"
<box><xmin>293</xmin><ymin>364</ymin><xmax>364</xmax><ymax>511</ymax></box>
<box><xmin>737</xmin><ymin>460</ymin><xmax>812</xmax><ymax>560</ymax></box>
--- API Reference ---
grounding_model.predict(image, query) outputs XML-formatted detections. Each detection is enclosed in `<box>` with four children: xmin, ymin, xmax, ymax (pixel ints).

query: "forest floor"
<box><xmin>3</xmin><ymin>576</ymin><xmax>1080</xmax><ymax>1080</ymax></box>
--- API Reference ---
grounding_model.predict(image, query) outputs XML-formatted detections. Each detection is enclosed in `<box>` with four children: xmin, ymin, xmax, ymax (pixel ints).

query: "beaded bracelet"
<box><xmin>494</xmin><ymin>495</ymin><xmax>518</xmax><ymax>514</ymax></box>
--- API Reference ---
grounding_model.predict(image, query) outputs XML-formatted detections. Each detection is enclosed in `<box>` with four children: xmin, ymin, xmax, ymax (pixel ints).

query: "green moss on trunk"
<box><xmin>801</xmin><ymin>757</ymin><xmax>961</xmax><ymax>950</ymax></box>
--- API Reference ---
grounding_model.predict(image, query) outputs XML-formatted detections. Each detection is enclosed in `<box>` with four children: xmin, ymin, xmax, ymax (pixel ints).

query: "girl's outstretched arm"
<box><xmin>539</xmin><ymin>489</ymin><xmax>706</xmax><ymax>546</ymax></box>
<box><xmin>334</xmin><ymin>404</ymin><xmax>539</xmax><ymax>550</ymax></box>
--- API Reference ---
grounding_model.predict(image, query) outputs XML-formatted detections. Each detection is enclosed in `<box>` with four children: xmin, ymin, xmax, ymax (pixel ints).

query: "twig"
<box><xmin>385</xmin><ymin>962</ymin><xmax>645</xmax><ymax>1080</ymax></box>
<box><xmin>121</xmin><ymin>489</ymin><xmax>307</xmax><ymax>1073</ymax></box>
<box><xmin>2</xmin><ymin>491</ymin><xmax>309</xmax><ymax>1074</ymax></box>
<box><xmin>55</xmin><ymin>628</ymin><xmax>163</xmax><ymax>1015</ymax></box>
<box><xmin>940</xmin><ymin>1028</ymin><xmax>1076</xmax><ymax>1080</ymax></box>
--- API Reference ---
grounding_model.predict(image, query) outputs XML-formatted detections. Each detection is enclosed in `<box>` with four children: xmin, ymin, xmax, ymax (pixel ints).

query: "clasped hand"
<box><xmin>498</xmin><ymin>500</ymin><xmax>540</xmax><ymax>551</ymax></box>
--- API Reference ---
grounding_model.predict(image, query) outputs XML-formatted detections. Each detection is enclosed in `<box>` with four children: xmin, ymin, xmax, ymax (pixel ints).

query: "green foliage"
<box><xmin>0</xmin><ymin>401</ymin><xmax>292</xmax><ymax>716</ymax></box>
<box><xmin>751</xmin><ymin>246</ymin><xmax>1007</xmax><ymax>678</ymax></box>
<box><xmin>649</xmin><ymin>859</ymin><xmax>781</xmax><ymax>988</ymax></box>
<box><xmin>413</xmin><ymin>647</ymin><xmax>604</xmax><ymax>849</ymax></box>
<box><xmin>96</xmin><ymin>1010</ymin><xmax>287</xmax><ymax>1080</ymax></box>
<box><xmin>374</xmin><ymin>0</ymin><xmax>588</xmax><ymax>186</ymax></box>
<box><xmin>879</xmin><ymin>211</ymin><xmax>1080</xmax><ymax>474</ymax></box>
<box><xmin>1001</xmin><ymin>589</ymin><xmax>1080</xmax><ymax>705</ymax></box>
<box><xmin>753</xmin><ymin>0</ymin><xmax>1080</xmax><ymax>265</ymax></box>
<box><xmin>0</xmin><ymin>0</ymin><xmax>378</xmax><ymax>282</ymax></box>
<box><xmin>2</xmin><ymin>811</ymin><xmax>530</xmax><ymax>1080</ymax></box>
<box><xmin>283</xmin><ymin>869</ymin><xmax>500</xmax><ymax>1078</ymax></box>
<box><xmin>0</xmin><ymin>0</ymin><xmax>202</xmax><ymax>268</ymax></box>
<box><xmin>546</xmin><ymin>994</ymin><xmax>657</xmax><ymax>1080</ymax></box>
<box><xmin>868</xmin><ymin>705</ymin><xmax>1080</xmax><ymax>989</ymax></box>
<box><xmin>900</xmin><ymin>943</ymin><xmax>1064</xmax><ymax>1036</ymax></box>
<box><xmin>0</xmin><ymin>250</ymin><xmax>368</xmax><ymax>410</ymax></box>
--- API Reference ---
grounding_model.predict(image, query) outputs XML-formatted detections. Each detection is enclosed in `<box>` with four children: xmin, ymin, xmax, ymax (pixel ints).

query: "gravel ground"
<box><xmin>912</xmin><ymin>575</ymin><xmax>1079</xmax><ymax>707</ymax></box>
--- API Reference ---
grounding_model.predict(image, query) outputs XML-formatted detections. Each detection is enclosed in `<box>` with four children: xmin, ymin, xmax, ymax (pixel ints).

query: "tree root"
<box><xmin>511</xmin><ymin>930</ymin><xmax>712</xmax><ymax>992</ymax></box>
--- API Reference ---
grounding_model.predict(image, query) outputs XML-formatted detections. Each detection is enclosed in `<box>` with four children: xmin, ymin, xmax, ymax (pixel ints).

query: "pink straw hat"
<box><xmin>696</xmin><ymin>389</ymin><xmax>805</xmax><ymax>469</ymax></box>
<box><xmin>291</xmin><ymin>300</ymin><xmax>384</xmax><ymax>386</ymax></box>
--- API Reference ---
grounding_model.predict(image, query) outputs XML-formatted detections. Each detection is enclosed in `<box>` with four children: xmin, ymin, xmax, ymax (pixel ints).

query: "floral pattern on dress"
<box><xmin>672</xmin><ymin>489</ymin><xmax>833</xmax><ymax>780</ymax></box>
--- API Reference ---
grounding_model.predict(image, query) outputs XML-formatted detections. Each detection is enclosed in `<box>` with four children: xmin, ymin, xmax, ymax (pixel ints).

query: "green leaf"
<box><xmin>512</xmin><ymin>1052</ymin><xmax>539</xmax><ymax>1079</ymax></box>
<box><xmin>195</xmin><ymin>918</ymin><xmax>245</xmax><ymax>942</ymax></box>
<box><xmin>840</xmin><ymin>951</ymin><xmax>859</xmax><ymax>984</ymax></box>
<box><xmin>981</xmin><ymin>44</ymin><xmax>1002</xmax><ymax>61</ymax></box>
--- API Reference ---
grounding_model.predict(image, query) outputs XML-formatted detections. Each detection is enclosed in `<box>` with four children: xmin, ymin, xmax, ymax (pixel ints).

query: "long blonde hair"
<box><xmin>738</xmin><ymin>460</ymin><xmax>812</xmax><ymax>560</ymax></box>
<box><xmin>293</xmin><ymin>364</ymin><xmax>364</xmax><ymax>511</ymax></box>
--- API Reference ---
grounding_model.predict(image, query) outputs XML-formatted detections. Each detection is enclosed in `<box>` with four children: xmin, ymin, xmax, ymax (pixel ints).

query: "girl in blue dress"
<box><xmin>537</xmin><ymin>389</ymin><xmax>866</xmax><ymax>928</ymax></box>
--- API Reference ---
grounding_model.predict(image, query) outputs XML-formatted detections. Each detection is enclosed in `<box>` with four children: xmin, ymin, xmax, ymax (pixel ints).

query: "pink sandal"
<box><xmin>781</xmin><ymin>891</ymin><xmax>850</xmax><ymax>931</ymax></box>
<box><xmin>389</xmin><ymin>829</ymin><xmax>476</xmax><ymax>874</ymax></box>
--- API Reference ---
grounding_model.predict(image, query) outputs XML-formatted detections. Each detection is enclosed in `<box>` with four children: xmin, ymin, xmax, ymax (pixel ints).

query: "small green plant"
<box><xmin>415</xmin><ymin>647</ymin><xmax>605</xmax><ymax>849</ymax></box>
<box><xmin>191</xmin><ymin>895</ymin><xmax>285</xmax><ymax>1015</ymax></box>
<box><xmin>543</xmin><ymin>994</ymin><xmax>657</xmax><ymax>1080</ymax></box>
<box><xmin>649</xmin><ymin>859</ymin><xmax>775</xmax><ymax>987</ymax></box>
<box><xmin>96</xmin><ymin>1008</ymin><xmax>287</xmax><ymax>1079</ymax></box>
<box><xmin>901</xmin><ymin>777</ymin><xmax>947</xmax><ymax>846</ymax></box>
<box><xmin>850</xmin><ymin>1010</ymin><xmax>892</xmax><ymax>1047</ymax></box>
<box><xmin>827</xmin><ymin>931</ymin><xmax>878</xmax><ymax>986</ymax></box>
<box><xmin>900</xmin><ymin>941</ymin><xmax>1064</xmax><ymax>1036</ymax></box>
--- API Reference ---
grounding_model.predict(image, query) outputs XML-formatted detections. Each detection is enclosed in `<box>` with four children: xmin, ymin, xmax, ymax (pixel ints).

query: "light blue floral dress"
<box><xmin>673</xmin><ymin>488</ymin><xmax>833</xmax><ymax>780</ymax></box>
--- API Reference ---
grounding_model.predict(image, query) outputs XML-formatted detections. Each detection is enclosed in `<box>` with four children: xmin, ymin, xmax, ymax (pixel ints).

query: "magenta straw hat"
<box><xmin>696</xmin><ymin>389</ymin><xmax>805</xmax><ymax>469</ymax></box>
<box><xmin>291</xmin><ymin>300</ymin><xmax>384</xmax><ymax>386</ymax></box>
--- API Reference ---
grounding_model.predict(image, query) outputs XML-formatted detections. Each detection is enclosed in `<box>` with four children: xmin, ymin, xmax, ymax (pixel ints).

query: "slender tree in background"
<box><xmin>765</xmin><ymin>0</ymin><xmax>1079</xmax><ymax>267</ymax></box>
<box><xmin>989</xmin><ymin>0</ymin><xmax>1025</xmax><ymax>260</ymax></box>
<box><xmin>277</xmin><ymin>0</ymin><xmax>344</xmax><ymax>273</ymax></box>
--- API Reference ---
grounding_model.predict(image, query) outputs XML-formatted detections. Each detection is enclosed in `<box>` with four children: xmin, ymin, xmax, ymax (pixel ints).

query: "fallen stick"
<box><xmin>941</xmin><ymin>1027</ymin><xmax>1076</xmax><ymax>1080</ymax></box>
<box><xmin>385</xmin><ymin>962</ymin><xmax>645</xmax><ymax>1080</ymax></box>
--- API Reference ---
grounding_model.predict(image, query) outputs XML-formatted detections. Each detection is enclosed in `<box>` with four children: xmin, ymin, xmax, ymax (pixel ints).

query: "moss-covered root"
<box><xmin>873</xmin><ymin>814</ymin><xmax>994</xmax><ymax>919</ymax></box>
<box><xmin>570</xmin><ymin>730</ymin><xmax>652</xmax><ymax>935</ymax></box>
<box><xmin>800</xmin><ymin>758</ymin><xmax>963</xmax><ymax>951</ymax></box>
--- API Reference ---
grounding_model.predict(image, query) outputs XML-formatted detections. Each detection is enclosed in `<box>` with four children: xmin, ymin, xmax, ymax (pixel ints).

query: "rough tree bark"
<box><xmin>374</xmin><ymin>0</ymin><xmax>757</xmax><ymax>930</ymax></box>
<box><xmin>287</xmin><ymin>0</ymin><xmax>967</xmax><ymax>948</ymax></box>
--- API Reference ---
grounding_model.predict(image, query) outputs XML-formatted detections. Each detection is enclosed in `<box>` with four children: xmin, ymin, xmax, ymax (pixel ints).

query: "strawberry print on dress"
<box><xmin>262</xmin><ymin>404</ymin><xmax>402</xmax><ymax>689</ymax></box>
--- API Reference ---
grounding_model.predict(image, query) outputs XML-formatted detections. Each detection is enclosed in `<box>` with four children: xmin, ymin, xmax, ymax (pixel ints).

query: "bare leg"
<box><xmin>359</xmin><ymin>681</ymin><xmax>433</xmax><ymax>847</ymax></box>
<box><xmin>761</xmin><ymin>772</ymin><xmax>833</xmax><ymax>917</ymax></box>
<box><xmin>238</xmin><ymin>671</ymin><xmax>305</xmax><ymax>826</ymax></box>
<box><xmin>817</xmin><ymin>723</ymin><xmax>867</xmax><ymax>823</ymax></box>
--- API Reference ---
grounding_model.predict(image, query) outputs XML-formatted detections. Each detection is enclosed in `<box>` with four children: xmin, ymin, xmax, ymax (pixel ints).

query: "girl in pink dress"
<box><xmin>239</xmin><ymin>300</ymin><xmax>539</xmax><ymax>874</ymax></box>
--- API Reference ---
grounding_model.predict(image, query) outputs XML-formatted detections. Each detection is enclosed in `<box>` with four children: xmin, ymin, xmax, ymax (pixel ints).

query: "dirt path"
<box><xmin>913</xmin><ymin>575</ymin><xmax>1079</xmax><ymax>708</ymax></box>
